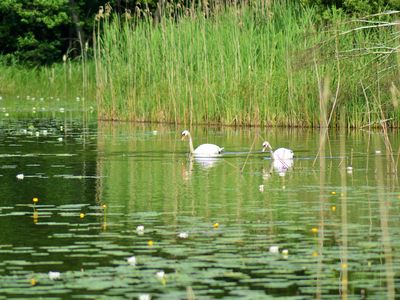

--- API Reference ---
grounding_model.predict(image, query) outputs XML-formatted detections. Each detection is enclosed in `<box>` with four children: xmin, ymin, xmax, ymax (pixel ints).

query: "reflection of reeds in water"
<box><xmin>375</xmin><ymin>149</ymin><xmax>395</xmax><ymax>299</ymax></box>
<box><xmin>339</xmin><ymin>128</ymin><xmax>348</xmax><ymax>299</ymax></box>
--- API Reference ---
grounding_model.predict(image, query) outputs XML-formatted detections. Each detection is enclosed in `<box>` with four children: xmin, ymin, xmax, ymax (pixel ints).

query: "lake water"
<box><xmin>0</xmin><ymin>114</ymin><xmax>399</xmax><ymax>299</ymax></box>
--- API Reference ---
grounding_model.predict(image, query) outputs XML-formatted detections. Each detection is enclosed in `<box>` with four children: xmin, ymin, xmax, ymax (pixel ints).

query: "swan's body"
<box><xmin>181</xmin><ymin>130</ymin><xmax>224</xmax><ymax>157</ymax></box>
<box><xmin>272</xmin><ymin>158</ymin><xmax>294</xmax><ymax>173</ymax></box>
<box><xmin>262</xmin><ymin>141</ymin><xmax>294</xmax><ymax>160</ymax></box>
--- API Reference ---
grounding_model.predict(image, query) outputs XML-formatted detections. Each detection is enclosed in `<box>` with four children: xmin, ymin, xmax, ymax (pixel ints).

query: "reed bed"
<box><xmin>0</xmin><ymin>1</ymin><xmax>398</xmax><ymax>128</ymax></box>
<box><xmin>0</xmin><ymin>59</ymin><xmax>95</xmax><ymax>112</ymax></box>
<box><xmin>94</xmin><ymin>1</ymin><xmax>400</xmax><ymax>128</ymax></box>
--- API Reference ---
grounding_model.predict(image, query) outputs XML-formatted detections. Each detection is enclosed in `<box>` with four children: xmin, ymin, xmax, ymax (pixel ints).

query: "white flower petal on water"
<box><xmin>138</xmin><ymin>294</ymin><xmax>151</xmax><ymax>300</ymax></box>
<box><xmin>156</xmin><ymin>271</ymin><xmax>165</xmax><ymax>279</ymax></box>
<box><xmin>269</xmin><ymin>245</ymin><xmax>279</xmax><ymax>253</ymax></box>
<box><xmin>48</xmin><ymin>271</ymin><xmax>61</xmax><ymax>280</ymax></box>
<box><xmin>136</xmin><ymin>225</ymin><xmax>145</xmax><ymax>235</ymax></box>
<box><xmin>127</xmin><ymin>256</ymin><xmax>137</xmax><ymax>266</ymax></box>
<box><xmin>178</xmin><ymin>232</ymin><xmax>189</xmax><ymax>239</ymax></box>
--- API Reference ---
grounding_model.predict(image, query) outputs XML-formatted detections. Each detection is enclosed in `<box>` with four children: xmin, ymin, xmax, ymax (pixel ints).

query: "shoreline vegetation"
<box><xmin>1</xmin><ymin>1</ymin><xmax>399</xmax><ymax>128</ymax></box>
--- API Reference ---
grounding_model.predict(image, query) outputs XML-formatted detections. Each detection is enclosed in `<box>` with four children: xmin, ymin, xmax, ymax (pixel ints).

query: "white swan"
<box><xmin>262</xmin><ymin>141</ymin><xmax>294</xmax><ymax>160</ymax></box>
<box><xmin>181</xmin><ymin>130</ymin><xmax>224</xmax><ymax>157</ymax></box>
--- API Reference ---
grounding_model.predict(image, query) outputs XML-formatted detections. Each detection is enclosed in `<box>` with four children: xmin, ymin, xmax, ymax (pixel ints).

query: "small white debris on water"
<box><xmin>138</xmin><ymin>294</ymin><xmax>151</xmax><ymax>300</ymax></box>
<box><xmin>48</xmin><ymin>271</ymin><xmax>61</xmax><ymax>280</ymax></box>
<box><xmin>347</xmin><ymin>166</ymin><xmax>353</xmax><ymax>174</ymax></box>
<box><xmin>156</xmin><ymin>271</ymin><xmax>165</xmax><ymax>279</ymax></box>
<box><xmin>269</xmin><ymin>246</ymin><xmax>279</xmax><ymax>253</ymax></box>
<box><xmin>375</xmin><ymin>150</ymin><xmax>381</xmax><ymax>154</ymax></box>
<box><xmin>282</xmin><ymin>249</ymin><xmax>289</xmax><ymax>255</ymax></box>
<box><xmin>59</xmin><ymin>107</ymin><xmax>65</xmax><ymax>113</ymax></box>
<box><xmin>127</xmin><ymin>256</ymin><xmax>137</xmax><ymax>266</ymax></box>
<box><xmin>136</xmin><ymin>225</ymin><xmax>145</xmax><ymax>235</ymax></box>
<box><xmin>16</xmin><ymin>174</ymin><xmax>24</xmax><ymax>180</ymax></box>
<box><xmin>57</xmin><ymin>137</ymin><xmax>63</xmax><ymax>142</ymax></box>
<box><xmin>259</xmin><ymin>185</ymin><xmax>264</xmax><ymax>192</ymax></box>
<box><xmin>178</xmin><ymin>232</ymin><xmax>189</xmax><ymax>239</ymax></box>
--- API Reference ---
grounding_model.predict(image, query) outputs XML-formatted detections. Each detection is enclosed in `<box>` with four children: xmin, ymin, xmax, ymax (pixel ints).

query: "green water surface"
<box><xmin>0</xmin><ymin>115</ymin><xmax>399</xmax><ymax>299</ymax></box>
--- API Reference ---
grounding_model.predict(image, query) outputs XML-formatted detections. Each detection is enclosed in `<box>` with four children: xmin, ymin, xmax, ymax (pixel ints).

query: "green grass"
<box><xmin>93</xmin><ymin>1</ymin><xmax>400</xmax><ymax>127</ymax></box>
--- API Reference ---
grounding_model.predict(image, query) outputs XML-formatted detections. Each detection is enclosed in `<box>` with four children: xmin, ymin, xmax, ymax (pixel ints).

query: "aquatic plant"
<box><xmin>93</xmin><ymin>1</ymin><xmax>400</xmax><ymax>127</ymax></box>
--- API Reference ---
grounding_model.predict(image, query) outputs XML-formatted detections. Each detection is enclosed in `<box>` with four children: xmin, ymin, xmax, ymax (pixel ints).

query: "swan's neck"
<box><xmin>188</xmin><ymin>134</ymin><xmax>195</xmax><ymax>154</ymax></box>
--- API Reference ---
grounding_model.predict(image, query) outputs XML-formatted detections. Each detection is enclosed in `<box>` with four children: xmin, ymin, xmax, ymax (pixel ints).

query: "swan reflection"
<box><xmin>263</xmin><ymin>158</ymin><xmax>294</xmax><ymax>179</ymax></box>
<box><xmin>181</xmin><ymin>155</ymin><xmax>221</xmax><ymax>180</ymax></box>
<box><xmin>194</xmin><ymin>156</ymin><xmax>221</xmax><ymax>168</ymax></box>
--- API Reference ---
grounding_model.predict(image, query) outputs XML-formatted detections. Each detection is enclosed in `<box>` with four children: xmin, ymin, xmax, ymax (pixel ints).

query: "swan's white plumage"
<box><xmin>262</xmin><ymin>141</ymin><xmax>294</xmax><ymax>160</ymax></box>
<box><xmin>272</xmin><ymin>158</ymin><xmax>294</xmax><ymax>173</ymax></box>
<box><xmin>193</xmin><ymin>143</ymin><xmax>223</xmax><ymax>155</ymax></box>
<box><xmin>181</xmin><ymin>130</ymin><xmax>223</xmax><ymax>157</ymax></box>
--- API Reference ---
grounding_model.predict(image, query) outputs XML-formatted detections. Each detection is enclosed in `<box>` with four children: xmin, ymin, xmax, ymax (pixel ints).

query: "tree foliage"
<box><xmin>0</xmin><ymin>0</ymin><xmax>71</xmax><ymax>65</ymax></box>
<box><xmin>301</xmin><ymin>0</ymin><xmax>400</xmax><ymax>16</ymax></box>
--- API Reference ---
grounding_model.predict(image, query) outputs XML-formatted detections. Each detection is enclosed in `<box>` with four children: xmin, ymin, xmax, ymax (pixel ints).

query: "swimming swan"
<box><xmin>181</xmin><ymin>130</ymin><xmax>224</xmax><ymax>156</ymax></box>
<box><xmin>262</xmin><ymin>141</ymin><xmax>294</xmax><ymax>160</ymax></box>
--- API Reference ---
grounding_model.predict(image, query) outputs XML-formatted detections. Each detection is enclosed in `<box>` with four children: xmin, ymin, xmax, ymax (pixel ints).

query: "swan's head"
<box><xmin>181</xmin><ymin>130</ymin><xmax>190</xmax><ymax>140</ymax></box>
<box><xmin>262</xmin><ymin>141</ymin><xmax>272</xmax><ymax>152</ymax></box>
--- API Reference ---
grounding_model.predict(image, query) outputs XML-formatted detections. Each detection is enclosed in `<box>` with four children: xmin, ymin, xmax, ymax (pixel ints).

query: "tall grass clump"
<box><xmin>94</xmin><ymin>1</ymin><xmax>400</xmax><ymax>128</ymax></box>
